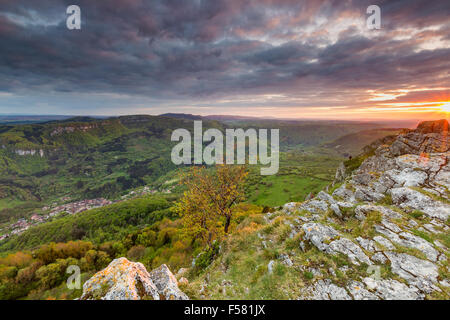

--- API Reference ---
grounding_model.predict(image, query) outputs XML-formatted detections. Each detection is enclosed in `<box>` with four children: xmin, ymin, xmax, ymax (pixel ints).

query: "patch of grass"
<box><xmin>345</xmin><ymin>210</ymin><xmax>382</xmax><ymax>238</ymax></box>
<box><xmin>245</xmin><ymin>152</ymin><xmax>341</xmax><ymax>206</ymax></box>
<box><xmin>285</xmin><ymin>233</ymin><xmax>302</xmax><ymax>251</ymax></box>
<box><xmin>262</xmin><ymin>248</ymin><xmax>279</xmax><ymax>260</ymax></box>
<box><xmin>436</xmin><ymin>231</ymin><xmax>450</xmax><ymax>249</ymax></box>
<box><xmin>378</xmin><ymin>194</ymin><xmax>393</xmax><ymax>206</ymax></box>
<box><xmin>303</xmin><ymin>271</ymin><xmax>314</xmax><ymax>280</ymax></box>
<box><xmin>412</xmin><ymin>229</ymin><xmax>433</xmax><ymax>243</ymax></box>
<box><xmin>343</xmin><ymin>156</ymin><xmax>366</xmax><ymax>173</ymax></box>
<box><xmin>409</xmin><ymin>210</ymin><xmax>425</xmax><ymax>219</ymax></box>
<box><xmin>394</xmin><ymin>244</ymin><xmax>427</xmax><ymax>260</ymax></box>
<box><xmin>273</xmin><ymin>263</ymin><xmax>287</xmax><ymax>277</ymax></box>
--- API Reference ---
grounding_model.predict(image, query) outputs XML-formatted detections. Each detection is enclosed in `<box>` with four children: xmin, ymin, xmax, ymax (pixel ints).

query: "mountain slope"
<box><xmin>182</xmin><ymin>119</ymin><xmax>449</xmax><ymax>300</ymax></box>
<box><xmin>0</xmin><ymin>115</ymin><xmax>224</xmax><ymax>222</ymax></box>
<box><xmin>323</xmin><ymin>128</ymin><xmax>403</xmax><ymax>157</ymax></box>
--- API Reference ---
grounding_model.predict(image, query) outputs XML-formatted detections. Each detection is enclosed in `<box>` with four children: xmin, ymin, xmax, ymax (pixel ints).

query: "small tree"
<box><xmin>175</xmin><ymin>165</ymin><xmax>248</xmax><ymax>247</ymax></box>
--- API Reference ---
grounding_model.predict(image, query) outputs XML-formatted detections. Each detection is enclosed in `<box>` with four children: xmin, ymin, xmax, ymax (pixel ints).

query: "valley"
<box><xmin>1</xmin><ymin>114</ymin><xmax>434</xmax><ymax>300</ymax></box>
<box><xmin>0</xmin><ymin>115</ymin><xmax>391</xmax><ymax>240</ymax></box>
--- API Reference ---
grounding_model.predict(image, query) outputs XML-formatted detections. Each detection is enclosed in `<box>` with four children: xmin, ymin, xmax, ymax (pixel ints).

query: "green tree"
<box><xmin>175</xmin><ymin>165</ymin><xmax>248</xmax><ymax>247</ymax></box>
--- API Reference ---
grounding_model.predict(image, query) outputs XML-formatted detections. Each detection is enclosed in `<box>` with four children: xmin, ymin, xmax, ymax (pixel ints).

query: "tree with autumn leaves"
<box><xmin>174</xmin><ymin>165</ymin><xmax>248</xmax><ymax>248</ymax></box>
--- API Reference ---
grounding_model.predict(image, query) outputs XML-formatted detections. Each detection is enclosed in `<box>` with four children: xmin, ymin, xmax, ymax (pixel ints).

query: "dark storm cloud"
<box><xmin>0</xmin><ymin>0</ymin><xmax>449</xmax><ymax>112</ymax></box>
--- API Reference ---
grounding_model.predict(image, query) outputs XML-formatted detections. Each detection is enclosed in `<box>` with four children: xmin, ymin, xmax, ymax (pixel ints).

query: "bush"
<box><xmin>193</xmin><ymin>241</ymin><xmax>220</xmax><ymax>272</ymax></box>
<box><xmin>127</xmin><ymin>245</ymin><xmax>146</xmax><ymax>261</ymax></box>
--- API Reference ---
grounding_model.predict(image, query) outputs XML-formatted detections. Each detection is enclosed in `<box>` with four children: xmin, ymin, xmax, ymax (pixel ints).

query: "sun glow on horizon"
<box><xmin>440</xmin><ymin>102</ymin><xmax>450</xmax><ymax>113</ymax></box>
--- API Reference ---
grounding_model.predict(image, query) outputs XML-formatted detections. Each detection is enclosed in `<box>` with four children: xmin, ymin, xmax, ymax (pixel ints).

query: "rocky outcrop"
<box><xmin>80</xmin><ymin>258</ymin><xmax>188</xmax><ymax>300</ymax></box>
<box><xmin>334</xmin><ymin>119</ymin><xmax>449</xmax><ymax>216</ymax></box>
<box><xmin>149</xmin><ymin>264</ymin><xmax>189</xmax><ymax>300</ymax></box>
<box><xmin>277</xmin><ymin>120</ymin><xmax>449</xmax><ymax>300</ymax></box>
<box><xmin>334</xmin><ymin>162</ymin><xmax>347</xmax><ymax>183</ymax></box>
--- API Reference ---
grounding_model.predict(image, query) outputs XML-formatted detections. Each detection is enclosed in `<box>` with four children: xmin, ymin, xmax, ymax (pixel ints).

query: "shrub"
<box><xmin>193</xmin><ymin>241</ymin><xmax>220</xmax><ymax>272</ymax></box>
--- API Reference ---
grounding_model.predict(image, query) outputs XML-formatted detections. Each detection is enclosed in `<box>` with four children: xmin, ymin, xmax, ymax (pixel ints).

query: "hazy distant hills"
<box><xmin>323</xmin><ymin>128</ymin><xmax>403</xmax><ymax>157</ymax></box>
<box><xmin>0</xmin><ymin>115</ymin><xmax>74</xmax><ymax>125</ymax></box>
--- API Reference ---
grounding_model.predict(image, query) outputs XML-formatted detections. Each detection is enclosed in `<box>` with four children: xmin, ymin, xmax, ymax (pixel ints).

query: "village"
<box><xmin>0</xmin><ymin>184</ymin><xmax>175</xmax><ymax>242</ymax></box>
<box><xmin>0</xmin><ymin>198</ymin><xmax>112</xmax><ymax>241</ymax></box>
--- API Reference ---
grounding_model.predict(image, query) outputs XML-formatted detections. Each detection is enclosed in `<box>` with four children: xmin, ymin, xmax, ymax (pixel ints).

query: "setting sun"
<box><xmin>440</xmin><ymin>102</ymin><xmax>450</xmax><ymax>113</ymax></box>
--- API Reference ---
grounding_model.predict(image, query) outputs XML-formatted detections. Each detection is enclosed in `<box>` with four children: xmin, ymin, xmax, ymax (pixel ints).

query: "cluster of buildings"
<box><xmin>0</xmin><ymin>198</ymin><xmax>112</xmax><ymax>241</ymax></box>
<box><xmin>119</xmin><ymin>184</ymin><xmax>175</xmax><ymax>201</ymax></box>
<box><xmin>120</xmin><ymin>186</ymin><xmax>157</xmax><ymax>200</ymax></box>
<box><xmin>47</xmin><ymin>198</ymin><xmax>112</xmax><ymax>216</ymax></box>
<box><xmin>0</xmin><ymin>183</ymin><xmax>176</xmax><ymax>242</ymax></box>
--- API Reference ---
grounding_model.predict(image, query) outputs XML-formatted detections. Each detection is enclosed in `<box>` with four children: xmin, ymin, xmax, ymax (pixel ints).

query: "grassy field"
<box><xmin>245</xmin><ymin>151</ymin><xmax>342</xmax><ymax>207</ymax></box>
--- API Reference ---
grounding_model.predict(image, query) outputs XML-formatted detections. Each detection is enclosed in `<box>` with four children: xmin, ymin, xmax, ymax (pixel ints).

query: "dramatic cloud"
<box><xmin>0</xmin><ymin>0</ymin><xmax>449</xmax><ymax>119</ymax></box>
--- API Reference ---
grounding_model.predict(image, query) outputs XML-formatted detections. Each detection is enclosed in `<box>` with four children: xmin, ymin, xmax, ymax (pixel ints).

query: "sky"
<box><xmin>0</xmin><ymin>0</ymin><xmax>449</xmax><ymax>120</ymax></box>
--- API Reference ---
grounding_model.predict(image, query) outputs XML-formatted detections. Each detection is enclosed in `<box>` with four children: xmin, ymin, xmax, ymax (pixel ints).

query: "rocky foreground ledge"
<box><xmin>80</xmin><ymin>258</ymin><xmax>188</xmax><ymax>300</ymax></box>
<box><xmin>279</xmin><ymin>119</ymin><xmax>449</xmax><ymax>299</ymax></box>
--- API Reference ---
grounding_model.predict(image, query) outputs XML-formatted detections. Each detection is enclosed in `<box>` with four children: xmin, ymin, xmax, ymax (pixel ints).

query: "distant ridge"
<box><xmin>160</xmin><ymin>113</ymin><xmax>203</xmax><ymax>120</ymax></box>
<box><xmin>160</xmin><ymin>113</ymin><xmax>271</xmax><ymax>121</ymax></box>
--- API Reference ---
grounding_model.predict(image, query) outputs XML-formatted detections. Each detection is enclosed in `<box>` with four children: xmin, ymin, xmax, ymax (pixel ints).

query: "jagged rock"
<box><xmin>347</xmin><ymin>281</ymin><xmax>379</xmax><ymax>300</ymax></box>
<box><xmin>334</xmin><ymin>162</ymin><xmax>347</xmax><ymax>183</ymax></box>
<box><xmin>80</xmin><ymin>258</ymin><xmax>160</xmax><ymax>300</ymax></box>
<box><xmin>434</xmin><ymin>162</ymin><xmax>450</xmax><ymax>189</ymax></box>
<box><xmin>268</xmin><ymin>260</ymin><xmax>275</xmax><ymax>274</ymax></box>
<box><xmin>354</xmin><ymin>204</ymin><xmax>402</xmax><ymax>221</ymax></box>
<box><xmin>330</xmin><ymin>203</ymin><xmax>342</xmax><ymax>218</ymax></box>
<box><xmin>397</xmin><ymin>232</ymin><xmax>439</xmax><ymax>261</ymax></box>
<box><xmin>176</xmin><ymin>268</ymin><xmax>188</xmax><ymax>278</ymax></box>
<box><xmin>278</xmin><ymin>120</ymin><xmax>449</xmax><ymax>300</ymax></box>
<box><xmin>408</xmin><ymin>219</ymin><xmax>419</xmax><ymax>228</ymax></box>
<box><xmin>362</xmin><ymin>277</ymin><xmax>423</xmax><ymax>300</ymax></box>
<box><xmin>371</xmin><ymin>252</ymin><xmax>387</xmax><ymax>264</ymax></box>
<box><xmin>309</xmin><ymin>267</ymin><xmax>322</xmax><ymax>277</ymax></box>
<box><xmin>326</xmin><ymin>238</ymin><xmax>372</xmax><ymax>266</ymax></box>
<box><xmin>279</xmin><ymin>254</ymin><xmax>293</xmax><ymax>267</ymax></box>
<box><xmin>384</xmin><ymin>252</ymin><xmax>439</xmax><ymax>293</ymax></box>
<box><xmin>344</xmin><ymin>120</ymin><xmax>449</xmax><ymax>211</ymax></box>
<box><xmin>355</xmin><ymin>237</ymin><xmax>377</xmax><ymax>252</ymax></box>
<box><xmin>373</xmin><ymin>236</ymin><xmax>395</xmax><ymax>250</ymax></box>
<box><xmin>332</xmin><ymin>184</ymin><xmax>356</xmax><ymax>203</ymax></box>
<box><xmin>149</xmin><ymin>264</ymin><xmax>189</xmax><ymax>300</ymax></box>
<box><xmin>354</xmin><ymin>186</ymin><xmax>385</xmax><ymax>202</ymax></box>
<box><xmin>337</xmin><ymin>201</ymin><xmax>353</xmax><ymax>209</ymax></box>
<box><xmin>306</xmin><ymin>279</ymin><xmax>351</xmax><ymax>300</ymax></box>
<box><xmin>299</xmin><ymin>241</ymin><xmax>306</xmax><ymax>252</ymax></box>
<box><xmin>395</xmin><ymin>154</ymin><xmax>446</xmax><ymax>174</ymax></box>
<box><xmin>385</xmin><ymin>168</ymin><xmax>427</xmax><ymax>187</ymax></box>
<box><xmin>415</xmin><ymin>119</ymin><xmax>448</xmax><ymax>135</ymax></box>
<box><xmin>380</xmin><ymin>218</ymin><xmax>402</xmax><ymax>233</ymax></box>
<box><xmin>179</xmin><ymin>277</ymin><xmax>189</xmax><ymax>285</ymax></box>
<box><xmin>298</xmin><ymin>200</ymin><xmax>329</xmax><ymax>214</ymax></box>
<box><xmin>316</xmin><ymin>191</ymin><xmax>335</xmax><ymax>204</ymax></box>
<box><xmin>302</xmin><ymin>223</ymin><xmax>339</xmax><ymax>251</ymax></box>
<box><xmin>282</xmin><ymin>202</ymin><xmax>298</xmax><ymax>214</ymax></box>
<box><xmin>390</xmin><ymin>187</ymin><xmax>450</xmax><ymax>220</ymax></box>
<box><xmin>374</xmin><ymin>224</ymin><xmax>438</xmax><ymax>261</ymax></box>
<box><xmin>390</xmin><ymin>132</ymin><xmax>448</xmax><ymax>156</ymax></box>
